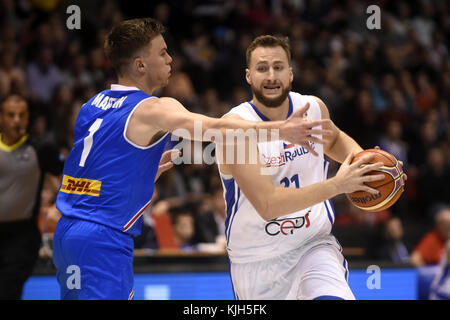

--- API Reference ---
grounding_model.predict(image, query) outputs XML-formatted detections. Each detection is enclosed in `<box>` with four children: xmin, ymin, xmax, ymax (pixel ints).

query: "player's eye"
<box><xmin>257</xmin><ymin>65</ymin><xmax>268</xmax><ymax>72</ymax></box>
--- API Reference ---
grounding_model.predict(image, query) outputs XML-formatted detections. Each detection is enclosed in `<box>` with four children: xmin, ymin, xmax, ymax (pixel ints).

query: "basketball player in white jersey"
<box><xmin>216</xmin><ymin>35</ymin><xmax>387</xmax><ymax>300</ymax></box>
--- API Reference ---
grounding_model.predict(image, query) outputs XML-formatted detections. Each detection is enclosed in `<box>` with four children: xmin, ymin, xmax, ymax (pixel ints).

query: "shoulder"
<box><xmin>302</xmin><ymin>95</ymin><xmax>327</xmax><ymax>112</ymax></box>
<box><xmin>288</xmin><ymin>92</ymin><xmax>324</xmax><ymax>110</ymax></box>
<box><xmin>135</xmin><ymin>96</ymin><xmax>184</xmax><ymax>116</ymax></box>
<box><xmin>289</xmin><ymin>92</ymin><xmax>330</xmax><ymax>120</ymax></box>
<box><xmin>309</xmin><ymin>95</ymin><xmax>330</xmax><ymax>119</ymax></box>
<box><xmin>143</xmin><ymin>96</ymin><xmax>185</xmax><ymax>108</ymax></box>
<box><xmin>288</xmin><ymin>91</ymin><xmax>319</xmax><ymax>105</ymax></box>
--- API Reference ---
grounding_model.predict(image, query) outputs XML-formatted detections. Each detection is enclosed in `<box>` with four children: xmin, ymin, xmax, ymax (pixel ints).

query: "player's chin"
<box><xmin>160</xmin><ymin>77</ymin><xmax>170</xmax><ymax>87</ymax></box>
<box><xmin>261</xmin><ymin>93</ymin><xmax>287</xmax><ymax>107</ymax></box>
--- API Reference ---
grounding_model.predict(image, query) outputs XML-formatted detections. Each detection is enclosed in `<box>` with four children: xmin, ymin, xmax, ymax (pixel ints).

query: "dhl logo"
<box><xmin>60</xmin><ymin>175</ymin><xmax>101</xmax><ymax>197</ymax></box>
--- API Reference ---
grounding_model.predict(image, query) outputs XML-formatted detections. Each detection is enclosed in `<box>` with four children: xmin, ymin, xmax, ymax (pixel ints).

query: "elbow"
<box><xmin>255</xmin><ymin>198</ymin><xmax>274</xmax><ymax>221</ymax></box>
<box><xmin>324</xmin><ymin>129</ymin><xmax>340</xmax><ymax>154</ymax></box>
<box><xmin>250</xmin><ymin>188</ymin><xmax>280</xmax><ymax>221</ymax></box>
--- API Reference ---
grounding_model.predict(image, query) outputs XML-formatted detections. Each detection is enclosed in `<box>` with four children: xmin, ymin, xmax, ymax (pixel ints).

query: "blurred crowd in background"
<box><xmin>0</xmin><ymin>0</ymin><xmax>449</xmax><ymax>265</ymax></box>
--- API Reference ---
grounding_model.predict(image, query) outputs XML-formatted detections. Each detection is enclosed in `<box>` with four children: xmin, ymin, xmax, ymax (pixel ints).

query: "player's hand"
<box><xmin>280</xmin><ymin>102</ymin><xmax>333</xmax><ymax>156</ymax></box>
<box><xmin>155</xmin><ymin>149</ymin><xmax>181</xmax><ymax>182</ymax></box>
<box><xmin>332</xmin><ymin>152</ymin><xmax>385</xmax><ymax>194</ymax></box>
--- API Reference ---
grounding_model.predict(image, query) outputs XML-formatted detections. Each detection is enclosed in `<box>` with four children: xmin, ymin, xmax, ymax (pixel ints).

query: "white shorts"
<box><xmin>229</xmin><ymin>235</ymin><xmax>355</xmax><ymax>300</ymax></box>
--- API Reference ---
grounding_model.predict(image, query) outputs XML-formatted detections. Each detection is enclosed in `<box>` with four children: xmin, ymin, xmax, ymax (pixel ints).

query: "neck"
<box><xmin>251</xmin><ymin>97</ymin><xmax>290</xmax><ymax>121</ymax></box>
<box><xmin>117</xmin><ymin>75</ymin><xmax>157</xmax><ymax>95</ymax></box>
<box><xmin>0</xmin><ymin>133</ymin><xmax>27</xmax><ymax>148</ymax></box>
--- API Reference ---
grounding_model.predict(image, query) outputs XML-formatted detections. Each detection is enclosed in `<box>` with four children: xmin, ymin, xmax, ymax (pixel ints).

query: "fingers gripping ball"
<box><xmin>346</xmin><ymin>149</ymin><xmax>405</xmax><ymax>212</ymax></box>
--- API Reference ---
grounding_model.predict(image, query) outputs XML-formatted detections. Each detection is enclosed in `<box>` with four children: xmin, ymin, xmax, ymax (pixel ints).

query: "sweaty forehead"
<box><xmin>250</xmin><ymin>46</ymin><xmax>289</xmax><ymax>66</ymax></box>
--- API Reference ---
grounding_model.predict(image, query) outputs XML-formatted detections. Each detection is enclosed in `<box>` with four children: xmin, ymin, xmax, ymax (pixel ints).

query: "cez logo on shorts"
<box><xmin>265</xmin><ymin>212</ymin><xmax>311</xmax><ymax>236</ymax></box>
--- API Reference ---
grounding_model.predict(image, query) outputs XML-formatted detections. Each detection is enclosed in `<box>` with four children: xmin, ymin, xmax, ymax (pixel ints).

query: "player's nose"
<box><xmin>166</xmin><ymin>53</ymin><xmax>173</xmax><ymax>64</ymax></box>
<box><xmin>267</xmin><ymin>68</ymin><xmax>276</xmax><ymax>80</ymax></box>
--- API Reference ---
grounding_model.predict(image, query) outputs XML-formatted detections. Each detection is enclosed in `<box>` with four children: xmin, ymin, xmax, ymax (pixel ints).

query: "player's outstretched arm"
<box><xmin>135</xmin><ymin>97</ymin><xmax>332</xmax><ymax>150</ymax></box>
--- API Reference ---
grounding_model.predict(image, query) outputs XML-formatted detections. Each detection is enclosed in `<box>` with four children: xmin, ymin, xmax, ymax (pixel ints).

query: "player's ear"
<box><xmin>134</xmin><ymin>57</ymin><xmax>146</xmax><ymax>73</ymax></box>
<box><xmin>245</xmin><ymin>68</ymin><xmax>251</xmax><ymax>85</ymax></box>
<box><xmin>289</xmin><ymin>67</ymin><xmax>293</xmax><ymax>82</ymax></box>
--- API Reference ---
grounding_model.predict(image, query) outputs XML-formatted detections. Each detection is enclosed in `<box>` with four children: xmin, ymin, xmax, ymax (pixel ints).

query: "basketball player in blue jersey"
<box><xmin>52</xmin><ymin>19</ymin><xmax>333</xmax><ymax>300</ymax></box>
<box><xmin>216</xmin><ymin>35</ymin><xmax>406</xmax><ymax>300</ymax></box>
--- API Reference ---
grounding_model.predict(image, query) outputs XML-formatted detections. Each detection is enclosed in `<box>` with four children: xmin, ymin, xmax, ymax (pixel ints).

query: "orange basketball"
<box><xmin>346</xmin><ymin>149</ymin><xmax>405</xmax><ymax>212</ymax></box>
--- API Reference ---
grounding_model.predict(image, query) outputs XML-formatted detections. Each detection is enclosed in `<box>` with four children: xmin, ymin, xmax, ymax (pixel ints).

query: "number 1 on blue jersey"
<box><xmin>79</xmin><ymin>118</ymin><xmax>103</xmax><ymax>167</ymax></box>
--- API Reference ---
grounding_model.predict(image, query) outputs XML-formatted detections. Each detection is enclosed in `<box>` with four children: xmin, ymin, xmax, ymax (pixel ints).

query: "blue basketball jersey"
<box><xmin>56</xmin><ymin>84</ymin><xmax>169</xmax><ymax>236</ymax></box>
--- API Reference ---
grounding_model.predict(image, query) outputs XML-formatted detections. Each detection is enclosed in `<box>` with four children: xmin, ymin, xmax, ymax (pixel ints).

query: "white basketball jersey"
<box><xmin>218</xmin><ymin>92</ymin><xmax>335</xmax><ymax>263</ymax></box>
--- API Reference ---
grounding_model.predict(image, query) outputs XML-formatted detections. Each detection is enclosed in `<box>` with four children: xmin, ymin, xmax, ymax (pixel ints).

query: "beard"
<box><xmin>251</xmin><ymin>82</ymin><xmax>291</xmax><ymax>108</ymax></box>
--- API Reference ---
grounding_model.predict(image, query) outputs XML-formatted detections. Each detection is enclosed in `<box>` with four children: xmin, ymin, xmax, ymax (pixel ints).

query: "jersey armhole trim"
<box><xmin>123</xmin><ymin>97</ymin><xmax>169</xmax><ymax>150</ymax></box>
<box><xmin>216</xmin><ymin>111</ymin><xmax>247</xmax><ymax>178</ymax></box>
<box><xmin>219</xmin><ymin>171</ymin><xmax>234</xmax><ymax>180</ymax></box>
<box><xmin>306</xmin><ymin>95</ymin><xmax>322</xmax><ymax>119</ymax></box>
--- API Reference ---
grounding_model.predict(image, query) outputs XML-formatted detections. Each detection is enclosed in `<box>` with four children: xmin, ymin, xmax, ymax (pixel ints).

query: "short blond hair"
<box><xmin>104</xmin><ymin>18</ymin><xmax>166</xmax><ymax>76</ymax></box>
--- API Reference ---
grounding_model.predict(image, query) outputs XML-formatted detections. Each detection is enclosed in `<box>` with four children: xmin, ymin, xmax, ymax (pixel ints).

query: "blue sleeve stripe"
<box><xmin>343</xmin><ymin>257</ymin><xmax>349</xmax><ymax>282</ymax></box>
<box><xmin>324</xmin><ymin>200</ymin><xmax>334</xmax><ymax>225</ymax></box>
<box><xmin>226</xmin><ymin>186</ymin><xmax>240</xmax><ymax>246</ymax></box>
<box><xmin>222</xmin><ymin>177</ymin><xmax>236</xmax><ymax>238</ymax></box>
<box><xmin>323</xmin><ymin>159</ymin><xmax>335</xmax><ymax>224</ymax></box>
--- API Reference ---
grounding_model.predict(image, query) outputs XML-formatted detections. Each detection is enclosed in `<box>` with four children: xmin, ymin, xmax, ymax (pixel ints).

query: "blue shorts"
<box><xmin>53</xmin><ymin>216</ymin><xmax>135</xmax><ymax>300</ymax></box>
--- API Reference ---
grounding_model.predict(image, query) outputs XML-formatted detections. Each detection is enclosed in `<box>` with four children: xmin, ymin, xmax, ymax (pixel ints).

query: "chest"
<box><xmin>0</xmin><ymin>146</ymin><xmax>40</xmax><ymax>181</ymax></box>
<box><xmin>257</xmin><ymin>140</ymin><xmax>324</xmax><ymax>188</ymax></box>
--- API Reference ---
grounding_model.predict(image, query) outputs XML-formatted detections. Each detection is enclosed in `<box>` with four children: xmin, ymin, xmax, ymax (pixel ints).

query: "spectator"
<box><xmin>170</xmin><ymin>205</ymin><xmax>197</xmax><ymax>252</ymax></box>
<box><xmin>26</xmin><ymin>47</ymin><xmax>63</xmax><ymax>103</ymax></box>
<box><xmin>199</xmin><ymin>88</ymin><xmax>229</xmax><ymax>117</ymax></box>
<box><xmin>410</xmin><ymin>207</ymin><xmax>450</xmax><ymax>266</ymax></box>
<box><xmin>87</xmin><ymin>47</ymin><xmax>108</xmax><ymax>91</ymax></box>
<box><xmin>61</xmin><ymin>53</ymin><xmax>94</xmax><ymax>90</ymax></box>
<box><xmin>416</xmin><ymin>147</ymin><xmax>450</xmax><ymax>216</ymax></box>
<box><xmin>367</xmin><ymin>217</ymin><xmax>410</xmax><ymax>263</ymax></box>
<box><xmin>194</xmin><ymin>184</ymin><xmax>227</xmax><ymax>244</ymax></box>
<box><xmin>162</xmin><ymin>71</ymin><xmax>199</xmax><ymax>112</ymax></box>
<box><xmin>378</xmin><ymin>119</ymin><xmax>409</xmax><ymax>169</ymax></box>
<box><xmin>415</xmin><ymin>72</ymin><xmax>439</xmax><ymax>114</ymax></box>
<box><xmin>410</xmin><ymin>0</ymin><xmax>436</xmax><ymax>49</ymax></box>
<box><xmin>134</xmin><ymin>206</ymin><xmax>159</xmax><ymax>251</ymax></box>
<box><xmin>409</xmin><ymin>120</ymin><xmax>439</xmax><ymax>167</ymax></box>
<box><xmin>380</xmin><ymin>89</ymin><xmax>414</xmax><ymax>128</ymax></box>
<box><xmin>0</xmin><ymin>46</ymin><xmax>27</xmax><ymax>98</ymax></box>
<box><xmin>350</xmin><ymin>89</ymin><xmax>380</xmax><ymax>149</ymax></box>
